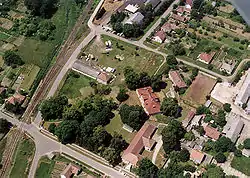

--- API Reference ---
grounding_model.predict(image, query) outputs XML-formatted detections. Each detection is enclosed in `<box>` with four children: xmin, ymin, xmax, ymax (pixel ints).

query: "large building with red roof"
<box><xmin>169</xmin><ymin>70</ymin><xmax>187</xmax><ymax>89</ymax></box>
<box><xmin>122</xmin><ymin>122</ymin><xmax>157</xmax><ymax>166</ymax></box>
<box><xmin>190</xmin><ymin>149</ymin><xmax>205</xmax><ymax>164</ymax></box>
<box><xmin>136</xmin><ymin>86</ymin><xmax>161</xmax><ymax>115</ymax></box>
<box><xmin>197</xmin><ymin>52</ymin><xmax>216</xmax><ymax>64</ymax></box>
<box><xmin>204</xmin><ymin>125</ymin><xmax>221</xmax><ymax>140</ymax></box>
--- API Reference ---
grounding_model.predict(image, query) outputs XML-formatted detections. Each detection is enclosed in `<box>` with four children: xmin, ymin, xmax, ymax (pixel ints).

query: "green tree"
<box><xmin>196</xmin><ymin>105</ymin><xmax>211</xmax><ymax>115</ymax></box>
<box><xmin>39</xmin><ymin>95</ymin><xmax>68</xmax><ymax>121</ymax></box>
<box><xmin>162</xmin><ymin>120</ymin><xmax>185</xmax><ymax>153</ymax></box>
<box><xmin>214</xmin><ymin>136</ymin><xmax>235</xmax><ymax>153</ymax></box>
<box><xmin>202</xmin><ymin>164</ymin><xmax>225</xmax><ymax>178</ymax></box>
<box><xmin>223</xmin><ymin>103</ymin><xmax>232</xmax><ymax>112</ymax></box>
<box><xmin>243</xmin><ymin>138</ymin><xmax>250</xmax><ymax>149</ymax></box>
<box><xmin>184</xmin><ymin>131</ymin><xmax>195</xmax><ymax>141</ymax></box>
<box><xmin>179</xmin><ymin>148</ymin><xmax>190</xmax><ymax>162</ymax></box>
<box><xmin>123</xmin><ymin>24</ymin><xmax>142</xmax><ymax>38</ymax></box>
<box><xmin>137</xmin><ymin>158</ymin><xmax>158</xmax><ymax>178</ymax></box>
<box><xmin>3</xmin><ymin>51</ymin><xmax>24</xmax><ymax>67</ymax></box>
<box><xmin>92</xmin><ymin>126</ymin><xmax>112</xmax><ymax>151</ymax></box>
<box><xmin>0</xmin><ymin>118</ymin><xmax>11</xmax><ymax>134</ymax></box>
<box><xmin>166</xmin><ymin>55</ymin><xmax>178</xmax><ymax>68</ymax></box>
<box><xmin>215</xmin><ymin>109</ymin><xmax>227</xmax><ymax>127</ymax></box>
<box><xmin>102</xmin><ymin>147</ymin><xmax>121</xmax><ymax>166</ymax></box>
<box><xmin>109</xmin><ymin>133</ymin><xmax>128</xmax><ymax>152</ymax></box>
<box><xmin>160</xmin><ymin>97</ymin><xmax>179</xmax><ymax>117</ymax></box>
<box><xmin>55</xmin><ymin>120</ymin><xmax>79</xmax><ymax>144</ymax></box>
<box><xmin>215</xmin><ymin>152</ymin><xmax>226</xmax><ymax>163</ymax></box>
<box><xmin>48</xmin><ymin>123</ymin><xmax>56</xmax><ymax>134</ymax></box>
<box><xmin>116</xmin><ymin>88</ymin><xmax>129</xmax><ymax>102</ymax></box>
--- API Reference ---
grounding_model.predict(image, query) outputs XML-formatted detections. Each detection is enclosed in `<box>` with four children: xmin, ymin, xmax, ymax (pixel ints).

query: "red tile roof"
<box><xmin>6</xmin><ymin>93</ymin><xmax>25</xmax><ymax>105</ymax></box>
<box><xmin>176</xmin><ymin>6</ymin><xmax>191</xmax><ymax>14</ymax></box>
<box><xmin>198</xmin><ymin>52</ymin><xmax>216</xmax><ymax>64</ymax></box>
<box><xmin>136</xmin><ymin>86</ymin><xmax>161</xmax><ymax>115</ymax></box>
<box><xmin>97</xmin><ymin>72</ymin><xmax>111</xmax><ymax>83</ymax></box>
<box><xmin>154</xmin><ymin>30</ymin><xmax>166</xmax><ymax>41</ymax></box>
<box><xmin>186</xmin><ymin>0</ymin><xmax>193</xmax><ymax>6</ymax></box>
<box><xmin>190</xmin><ymin>149</ymin><xmax>205</xmax><ymax>164</ymax></box>
<box><xmin>122</xmin><ymin>123</ymin><xmax>157</xmax><ymax>165</ymax></box>
<box><xmin>170</xmin><ymin>13</ymin><xmax>188</xmax><ymax>23</ymax></box>
<box><xmin>169</xmin><ymin>70</ymin><xmax>187</xmax><ymax>88</ymax></box>
<box><xmin>204</xmin><ymin>125</ymin><xmax>221</xmax><ymax>140</ymax></box>
<box><xmin>161</xmin><ymin>22</ymin><xmax>179</xmax><ymax>32</ymax></box>
<box><xmin>61</xmin><ymin>163</ymin><xmax>80</xmax><ymax>178</ymax></box>
<box><xmin>182</xmin><ymin>110</ymin><xmax>196</xmax><ymax>128</ymax></box>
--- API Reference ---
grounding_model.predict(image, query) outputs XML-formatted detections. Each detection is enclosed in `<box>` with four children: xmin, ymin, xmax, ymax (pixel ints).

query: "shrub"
<box><xmin>215</xmin><ymin>152</ymin><xmax>226</xmax><ymax>163</ymax></box>
<box><xmin>243</xmin><ymin>138</ymin><xmax>250</xmax><ymax>149</ymax></box>
<box><xmin>234</xmin><ymin>149</ymin><xmax>242</xmax><ymax>157</ymax></box>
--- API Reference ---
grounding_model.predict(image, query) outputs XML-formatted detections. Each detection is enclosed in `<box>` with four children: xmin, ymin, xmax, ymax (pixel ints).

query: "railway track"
<box><xmin>22</xmin><ymin>0</ymin><xmax>94</xmax><ymax>121</ymax></box>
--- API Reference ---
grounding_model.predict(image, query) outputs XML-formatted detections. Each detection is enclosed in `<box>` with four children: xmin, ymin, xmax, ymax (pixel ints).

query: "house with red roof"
<box><xmin>60</xmin><ymin>163</ymin><xmax>80</xmax><ymax>178</ymax></box>
<box><xmin>161</xmin><ymin>22</ymin><xmax>180</xmax><ymax>33</ymax></box>
<box><xmin>152</xmin><ymin>30</ymin><xmax>166</xmax><ymax>43</ymax></box>
<box><xmin>204</xmin><ymin>125</ymin><xmax>221</xmax><ymax>140</ymax></box>
<box><xmin>136</xmin><ymin>86</ymin><xmax>161</xmax><ymax>115</ymax></box>
<box><xmin>6</xmin><ymin>93</ymin><xmax>25</xmax><ymax>105</ymax></box>
<box><xmin>197</xmin><ymin>52</ymin><xmax>216</xmax><ymax>64</ymax></box>
<box><xmin>182</xmin><ymin>110</ymin><xmax>196</xmax><ymax>128</ymax></box>
<box><xmin>186</xmin><ymin>0</ymin><xmax>193</xmax><ymax>7</ymax></box>
<box><xmin>170</xmin><ymin>13</ymin><xmax>189</xmax><ymax>23</ymax></box>
<box><xmin>169</xmin><ymin>70</ymin><xmax>187</xmax><ymax>89</ymax></box>
<box><xmin>97</xmin><ymin>71</ymin><xmax>112</xmax><ymax>85</ymax></box>
<box><xmin>176</xmin><ymin>6</ymin><xmax>191</xmax><ymax>16</ymax></box>
<box><xmin>122</xmin><ymin>122</ymin><xmax>157</xmax><ymax>166</ymax></box>
<box><xmin>190</xmin><ymin>149</ymin><xmax>205</xmax><ymax>164</ymax></box>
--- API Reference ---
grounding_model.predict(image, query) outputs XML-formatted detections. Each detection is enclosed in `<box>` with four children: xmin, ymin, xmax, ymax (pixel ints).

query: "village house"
<box><xmin>60</xmin><ymin>163</ymin><xmax>80</xmax><ymax>178</ymax></box>
<box><xmin>152</xmin><ymin>30</ymin><xmax>166</xmax><ymax>43</ymax></box>
<box><xmin>220</xmin><ymin>62</ymin><xmax>234</xmax><ymax>74</ymax></box>
<box><xmin>169</xmin><ymin>70</ymin><xmax>187</xmax><ymax>89</ymax></box>
<box><xmin>122</xmin><ymin>122</ymin><xmax>157</xmax><ymax>166</ymax></box>
<box><xmin>197</xmin><ymin>52</ymin><xmax>216</xmax><ymax>64</ymax></box>
<box><xmin>170</xmin><ymin>13</ymin><xmax>189</xmax><ymax>23</ymax></box>
<box><xmin>204</xmin><ymin>125</ymin><xmax>221</xmax><ymax>141</ymax></box>
<box><xmin>161</xmin><ymin>22</ymin><xmax>180</xmax><ymax>33</ymax></box>
<box><xmin>186</xmin><ymin>114</ymin><xmax>205</xmax><ymax>131</ymax></box>
<box><xmin>222</xmin><ymin>112</ymin><xmax>244</xmax><ymax>143</ymax></box>
<box><xmin>182</xmin><ymin>110</ymin><xmax>196</xmax><ymax>128</ymax></box>
<box><xmin>176</xmin><ymin>6</ymin><xmax>191</xmax><ymax>16</ymax></box>
<box><xmin>6</xmin><ymin>93</ymin><xmax>25</xmax><ymax>105</ymax></box>
<box><xmin>125</xmin><ymin>4</ymin><xmax>139</xmax><ymax>14</ymax></box>
<box><xmin>144</xmin><ymin>0</ymin><xmax>161</xmax><ymax>9</ymax></box>
<box><xmin>136</xmin><ymin>86</ymin><xmax>161</xmax><ymax>115</ymax></box>
<box><xmin>125</xmin><ymin>12</ymin><xmax>144</xmax><ymax>25</ymax></box>
<box><xmin>190</xmin><ymin>149</ymin><xmax>205</xmax><ymax>165</ymax></box>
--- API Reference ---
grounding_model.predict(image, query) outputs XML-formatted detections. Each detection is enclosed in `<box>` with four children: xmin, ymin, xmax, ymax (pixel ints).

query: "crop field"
<box><xmin>183</xmin><ymin>73</ymin><xmax>217</xmax><ymax>106</ymax></box>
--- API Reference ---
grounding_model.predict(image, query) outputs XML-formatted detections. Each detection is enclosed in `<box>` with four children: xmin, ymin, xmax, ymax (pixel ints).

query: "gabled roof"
<box><xmin>190</xmin><ymin>149</ymin><xmax>205</xmax><ymax>164</ymax></box>
<box><xmin>145</xmin><ymin>0</ymin><xmax>161</xmax><ymax>9</ymax></box>
<box><xmin>125</xmin><ymin>4</ymin><xmax>139</xmax><ymax>13</ymax></box>
<box><xmin>61</xmin><ymin>163</ymin><xmax>80</xmax><ymax>178</ymax></box>
<box><xmin>169</xmin><ymin>70</ymin><xmax>187</xmax><ymax>88</ymax></box>
<box><xmin>97</xmin><ymin>72</ymin><xmax>111</xmax><ymax>83</ymax></box>
<box><xmin>161</xmin><ymin>22</ymin><xmax>179</xmax><ymax>32</ymax></box>
<box><xmin>125</xmin><ymin>12</ymin><xmax>144</xmax><ymax>24</ymax></box>
<box><xmin>170</xmin><ymin>13</ymin><xmax>189</xmax><ymax>22</ymax></box>
<box><xmin>204</xmin><ymin>125</ymin><xmax>220</xmax><ymax>140</ymax></box>
<box><xmin>182</xmin><ymin>110</ymin><xmax>196</xmax><ymax>128</ymax></box>
<box><xmin>154</xmin><ymin>30</ymin><xmax>166</xmax><ymax>41</ymax></box>
<box><xmin>186</xmin><ymin>0</ymin><xmax>193</xmax><ymax>6</ymax></box>
<box><xmin>136</xmin><ymin>86</ymin><xmax>161</xmax><ymax>115</ymax></box>
<box><xmin>6</xmin><ymin>93</ymin><xmax>25</xmax><ymax>105</ymax></box>
<box><xmin>122</xmin><ymin>123</ymin><xmax>157</xmax><ymax>165</ymax></box>
<box><xmin>198</xmin><ymin>52</ymin><xmax>216</xmax><ymax>64</ymax></box>
<box><xmin>176</xmin><ymin>6</ymin><xmax>191</xmax><ymax>14</ymax></box>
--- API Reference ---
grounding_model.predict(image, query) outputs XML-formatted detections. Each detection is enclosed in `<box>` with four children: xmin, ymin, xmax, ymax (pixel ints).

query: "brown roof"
<box><xmin>204</xmin><ymin>125</ymin><xmax>221</xmax><ymax>140</ymax></box>
<box><xmin>61</xmin><ymin>163</ymin><xmax>80</xmax><ymax>178</ymax></box>
<box><xmin>161</xmin><ymin>22</ymin><xmax>179</xmax><ymax>32</ymax></box>
<box><xmin>186</xmin><ymin>0</ymin><xmax>193</xmax><ymax>6</ymax></box>
<box><xmin>190</xmin><ymin>149</ymin><xmax>205</xmax><ymax>164</ymax></box>
<box><xmin>136</xmin><ymin>86</ymin><xmax>161</xmax><ymax>115</ymax></box>
<box><xmin>6</xmin><ymin>93</ymin><xmax>25</xmax><ymax>105</ymax></box>
<box><xmin>182</xmin><ymin>110</ymin><xmax>196</xmax><ymax>128</ymax></box>
<box><xmin>154</xmin><ymin>30</ymin><xmax>166</xmax><ymax>41</ymax></box>
<box><xmin>198</xmin><ymin>52</ymin><xmax>216</xmax><ymax>64</ymax></box>
<box><xmin>169</xmin><ymin>70</ymin><xmax>187</xmax><ymax>88</ymax></box>
<box><xmin>170</xmin><ymin>13</ymin><xmax>188</xmax><ymax>22</ymax></box>
<box><xmin>176</xmin><ymin>6</ymin><xmax>191</xmax><ymax>14</ymax></box>
<box><xmin>97</xmin><ymin>72</ymin><xmax>111</xmax><ymax>83</ymax></box>
<box><xmin>122</xmin><ymin>123</ymin><xmax>157</xmax><ymax>165</ymax></box>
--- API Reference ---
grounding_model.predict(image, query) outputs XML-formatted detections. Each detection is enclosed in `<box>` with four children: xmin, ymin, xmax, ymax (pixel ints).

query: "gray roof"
<box><xmin>222</xmin><ymin>112</ymin><xmax>244</xmax><ymax>143</ymax></box>
<box><xmin>125</xmin><ymin>12</ymin><xmax>144</xmax><ymax>25</ymax></box>
<box><xmin>145</xmin><ymin>0</ymin><xmax>161</xmax><ymax>8</ymax></box>
<box><xmin>72</xmin><ymin>60</ymin><xmax>100</xmax><ymax>79</ymax></box>
<box><xmin>220</xmin><ymin>62</ymin><xmax>234</xmax><ymax>74</ymax></box>
<box><xmin>235</xmin><ymin>69</ymin><xmax>250</xmax><ymax>106</ymax></box>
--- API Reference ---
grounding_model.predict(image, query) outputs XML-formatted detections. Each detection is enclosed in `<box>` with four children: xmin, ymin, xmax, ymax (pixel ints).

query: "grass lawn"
<box><xmin>105</xmin><ymin>111</ymin><xmax>136</xmax><ymax>143</ymax></box>
<box><xmin>35</xmin><ymin>157</ymin><xmax>55</xmax><ymax>178</ymax></box>
<box><xmin>84</xmin><ymin>35</ymin><xmax>164</xmax><ymax>85</ymax></box>
<box><xmin>60</xmin><ymin>71</ymin><xmax>94</xmax><ymax>99</ymax></box>
<box><xmin>10</xmin><ymin>138</ymin><xmax>35</xmax><ymax>178</ymax></box>
<box><xmin>231</xmin><ymin>156</ymin><xmax>250</xmax><ymax>176</ymax></box>
<box><xmin>0</xmin><ymin>137</ymin><xmax>7</xmax><ymax>163</ymax></box>
<box><xmin>0</xmin><ymin>32</ymin><xmax>11</xmax><ymax>41</ymax></box>
<box><xmin>20</xmin><ymin>64</ymin><xmax>40</xmax><ymax>91</ymax></box>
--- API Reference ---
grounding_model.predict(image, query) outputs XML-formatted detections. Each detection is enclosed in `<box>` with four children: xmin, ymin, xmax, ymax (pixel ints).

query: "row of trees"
<box><xmin>3</xmin><ymin>51</ymin><xmax>24</xmax><ymax>68</ymax></box>
<box><xmin>42</xmin><ymin>95</ymin><xmax>128</xmax><ymax>165</ymax></box>
<box><xmin>0</xmin><ymin>0</ymin><xmax>17</xmax><ymax>17</ymax></box>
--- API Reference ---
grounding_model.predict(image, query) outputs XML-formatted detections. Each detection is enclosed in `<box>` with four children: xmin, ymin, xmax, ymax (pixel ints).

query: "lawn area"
<box><xmin>0</xmin><ymin>32</ymin><xmax>11</xmax><ymax>41</ymax></box>
<box><xmin>60</xmin><ymin>71</ymin><xmax>94</xmax><ymax>99</ymax></box>
<box><xmin>0</xmin><ymin>137</ymin><xmax>7</xmax><ymax>163</ymax></box>
<box><xmin>231</xmin><ymin>156</ymin><xmax>250</xmax><ymax>176</ymax></box>
<box><xmin>84</xmin><ymin>35</ymin><xmax>164</xmax><ymax>85</ymax></box>
<box><xmin>10</xmin><ymin>137</ymin><xmax>35</xmax><ymax>178</ymax></box>
<box><xmin>35</xmin><ymin>157</ymin><xmax>55</xmax><ymax>178</ymax></box>
<box><xmin>105</xmin><ymin>111</ymin><xmax>136</xmax><ymax>143</ymax></box>
<box><xmin>20</xmin><ymin>64</ymin><xmax>40</xmax><ymax>91</ymax></box>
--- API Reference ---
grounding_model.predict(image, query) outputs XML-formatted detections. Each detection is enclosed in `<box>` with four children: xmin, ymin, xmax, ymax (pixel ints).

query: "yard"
<box><xmin>10</xmin><ymin>137</ymin><xmax>35</xmax><ymax>178</ymax></box>
<box><xmin>35</xmin><ymin>157</ymin><xmax>55</xmax><ymax>178</ymax></box>
<box><xmin>84</xmin><ymin>35</ymin><xmax>164</xmax><ymax>85</ymax></box>
<box><xmin>60</xmin><ymin>71</ymin><xmax>94</xmax><ymax>99</ymax></box>
<box><xmin>183</xmin><ymin>73</ymin><xmax>217</xmax><ymax>106</ymax></box>
<box><xmin>231</xmin><ymin>156</ymin><xmax>250</xmax><ymax>176</ymax></box>
<box><xmin>105</xmin><ymin>111</ymin><xmax>136</xmax><ymax>143</ymax></box>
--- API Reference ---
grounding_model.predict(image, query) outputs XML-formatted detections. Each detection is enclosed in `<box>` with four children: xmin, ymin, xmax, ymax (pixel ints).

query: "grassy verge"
<box><xmin>0</xmin><ymin>137</ymin><xmax>7</xmax><ymax>163</ymax></box>
<box><xmin>35</xmin><ymin>157</ymin><xmax>55</xmax><ymax>178</ymax></box>
<box><xmin>231</xmin><ymin>156</ymin><xmax>250</xmax><ymax>176</ymax></box>
<box><xmin>10</xmin><ymin>138</ymin><xmax>35</xmax><ymax>178</ymax></box>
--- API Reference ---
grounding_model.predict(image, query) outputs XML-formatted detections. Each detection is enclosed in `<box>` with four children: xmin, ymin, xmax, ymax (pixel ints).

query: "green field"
<box><xmin>231</xmin><ymin>156</ymin><xmax>250</xmax><ymax>176</ymax></box>
<box><xmin>60</xmin><ymin>71</ymin><xmax>94</xmax><ymax>99</ymax></box>
<box><xmin>0</xmin><ymin>32</ymin><xmax>11</xmax><ymax>41</ymax></box>
<box><xmin>20</xmin><ymin>64</ymin><xmax>40</xmax><ymax>91</ymax></box>
<box><xmin>35</xmin><ymin>157</ymin><xmax>55</xmax><ymax>178</ymax></box>
<box><xmin>10</xmin><ymin>138</ymin><xmax>35</xmax><ymax>178</ymax></box>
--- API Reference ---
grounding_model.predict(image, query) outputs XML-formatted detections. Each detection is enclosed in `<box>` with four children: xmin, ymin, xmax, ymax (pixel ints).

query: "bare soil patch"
<box><xmin>218</xmin><ymin>4</ymin><xmax>234</xmax><ymax>13</ymax></box>
<box><xmin>0</xmin><ymin>18</ymin><xmax>14</xmax><ymax>30</ymax></box>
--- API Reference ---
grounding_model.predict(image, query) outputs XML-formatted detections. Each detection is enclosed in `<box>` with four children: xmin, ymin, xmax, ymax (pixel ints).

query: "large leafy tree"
<box><xmin>243</xmin><ymin>138</ymin><xmax>250</xmax><ymax>149</ymax></box>
<box><xmin>160</xmin><ymin>97</ymin><xmax>179</xmax><ymax>117</ymax></box>
<box><xmin>39</xmin><ymin>95</ymin><xmax>68</xmax><ymax>121</ymax></box>
<box><xmin>102</xmin><ymin>147</ymin><xmax>121</xmax><ymax>166</ymax></box>
<box><xmin>162</xmin><ymin>120</ymin><xmax>185</xmax><ymax>153</ymax></box>
<box><xmin>55</xmin><ymin>120</ymin><xmax>79</xmax><ymax>144</ymax></box>
<box><xmin>214</xmin><ymin>136</ymin><xmax>235</xmax><ymax>153</ymax></box>
<box><xmin>0</xmin><ymin>118</ymin><xmax>11</xmax><ymax>134</ymax></box>
<box><xmin>202</xmin><ymin>164</ymin><xmax>225</xmax><ymax>178</ymax></box>
<box><xmin>3</xmin><ymin>51</ymin><xmax>24</xmax><ymax>67</ymax></box>
<box><xmin>92</xmin><ymin>126</ymin><xmax>112</xmax><ymax>151</ymax></box>
<box><xmin>215</xmin><ymin>109</ymin><xmax>227</xmax><ymax>127</ymax></box>
<box><xmin>109</xmin><ymin>133</ymin><xmax>128</xmax><ymax>152</ymax></box>
<box><xmin>119</xmin><ymin>104</ymin><xmax>148</xmax><ymax>130</ymax></box>
<box><xmin>136</xmin><ymin>158</ymin><xmax>158</xmax><ymax>178</ymax></box>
